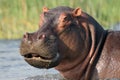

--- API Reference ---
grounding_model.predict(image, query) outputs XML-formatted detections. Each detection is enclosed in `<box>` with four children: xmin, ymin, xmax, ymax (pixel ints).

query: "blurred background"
<box><xmin>0</xmin><ymin>0</ymin><xmax>120</xmax><ymax>80</ymax></box>
<box><xmin>0</xmin><ymin>0</ymin><xmax>120</xmax><ymax>39</ymax></box>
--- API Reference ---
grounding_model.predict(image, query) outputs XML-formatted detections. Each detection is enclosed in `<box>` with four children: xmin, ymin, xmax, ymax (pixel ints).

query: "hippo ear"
<box><xmin>72</xmin><ymin>8</ymin><xmax>81</xmax><ymax>17</ymax></box>
<box><xmin>42</xmin><ymin>7</ymin><xmax>49</xmax><ymax>12</ymax></box>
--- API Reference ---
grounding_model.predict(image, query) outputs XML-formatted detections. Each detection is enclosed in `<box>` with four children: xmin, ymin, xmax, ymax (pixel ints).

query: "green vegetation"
<box><xmin>0</xmin><ymin>0</ymin><xmax>120</xmax><ymax>39</ymax></box>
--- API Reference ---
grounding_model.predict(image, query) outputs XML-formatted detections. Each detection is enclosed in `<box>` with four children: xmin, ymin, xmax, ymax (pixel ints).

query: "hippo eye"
<box><xmin>63</xmin><ymin>16</ymin><xmax>69</xmax><ymax>21</ymax></box>
<box><xmin>63</xmin><ymin>15</ymin><xmax>72</xmax><ymax>22</ymax></box>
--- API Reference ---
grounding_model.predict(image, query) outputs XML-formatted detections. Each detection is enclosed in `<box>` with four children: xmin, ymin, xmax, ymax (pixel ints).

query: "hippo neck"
<box><xmin>55</xmin><ymin>12</ymin><xmax>108</xmax><ymax>80</ymax></box>
<box><xmin>56</xmin><ymin>31</ymin><xmax>108</xmax><ymax>80</ymax></box>
<box><xmin>84</xmin><ymin>30</ymin><xmax>108</xmax><ymax>80</ymax></box>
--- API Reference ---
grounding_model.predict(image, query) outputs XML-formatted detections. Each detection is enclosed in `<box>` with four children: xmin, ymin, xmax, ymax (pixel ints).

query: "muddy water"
<box><xmin>0</xmin><ymin>40</ymin><xmax>62</xmax><ymax>80</ymax></box>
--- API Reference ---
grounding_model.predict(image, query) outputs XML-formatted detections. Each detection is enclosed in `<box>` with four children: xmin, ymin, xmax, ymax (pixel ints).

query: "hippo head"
<box><xmin>20</xmin><ymin>21</ymin><xmax>60</xmax><ymax>68</ymax></box>
<box><xmin>20</xmin><ymin>6</ymin><xmax>88</xmax><ymax>69</ymax></box>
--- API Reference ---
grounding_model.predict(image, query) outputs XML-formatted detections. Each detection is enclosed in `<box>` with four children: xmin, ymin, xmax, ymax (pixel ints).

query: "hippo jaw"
<box><xmin>22</xmin><ymin>52</ymin><xmax>60</xmax><ymax>68</ymax></box>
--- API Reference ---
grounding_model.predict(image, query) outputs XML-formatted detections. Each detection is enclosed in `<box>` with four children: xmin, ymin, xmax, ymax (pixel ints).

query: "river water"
<box><xmin>0</xmin><ymin>40</ymin><xmax>60</xmax><ymax>80</ymax></box>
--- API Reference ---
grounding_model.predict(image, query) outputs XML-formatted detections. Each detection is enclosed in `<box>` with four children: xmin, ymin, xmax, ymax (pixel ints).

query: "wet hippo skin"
<box><xmin>20</xmin><ymin>6</ymin><xmax>120</xmax><ymax>80</ymax></box>
<box><xmin>96</xmin><ymin>31</ymin><xmax>120</xmax><ymax>79</ymax></box>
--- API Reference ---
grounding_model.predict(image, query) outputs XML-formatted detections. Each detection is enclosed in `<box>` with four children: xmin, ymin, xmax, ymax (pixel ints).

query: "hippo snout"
<box><xmin>22</xmin><ymin>32</ymin><xmax>47</xmax><ymax>44</ymax></box>
<box><xmin>20</xmin><ymin>32</ymin><xmax>60</xmax><ymax>68</ymax></box>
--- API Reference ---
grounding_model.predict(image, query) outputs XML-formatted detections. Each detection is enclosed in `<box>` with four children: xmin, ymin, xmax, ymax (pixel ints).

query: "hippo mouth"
<box><xmin>22</xmin><ymin>53</ymin><xmax>60</xmax><ymax>68</ymax></box>
<box><xmin>23</xmin><ymin>53</ymin><xmax>59</xmax><ymax>62</ymax></box>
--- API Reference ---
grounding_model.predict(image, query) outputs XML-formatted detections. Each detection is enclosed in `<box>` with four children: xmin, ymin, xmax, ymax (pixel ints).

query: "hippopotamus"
<box><xmin>20</xmin><ymin>6</ymin><xmax>120</xmax><ymax>80</ymax></box>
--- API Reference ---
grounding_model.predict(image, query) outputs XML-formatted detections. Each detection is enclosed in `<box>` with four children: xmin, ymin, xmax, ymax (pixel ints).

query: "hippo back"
<box><xmin>96</xmin><ymin>31</ymin><xmax>120</xmax><ymax>79</ymax></box>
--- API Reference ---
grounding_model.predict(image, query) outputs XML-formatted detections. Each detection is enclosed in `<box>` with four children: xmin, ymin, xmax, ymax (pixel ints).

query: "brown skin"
<box><xmin>20</xmin><ymin>6</ymin><xmax>120</xmax><ymax>80</ymax></box>
<box><xmin>96</xmin><ymin>31</ymin><xmax>120</xmax><ymax>79</ymax></box>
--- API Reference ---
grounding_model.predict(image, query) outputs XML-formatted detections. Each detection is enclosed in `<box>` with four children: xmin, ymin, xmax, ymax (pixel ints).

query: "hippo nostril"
<box><xmin>38</xmin><ymin>34</ymin><xmax>46</xmax><ymax>40</ymax></box>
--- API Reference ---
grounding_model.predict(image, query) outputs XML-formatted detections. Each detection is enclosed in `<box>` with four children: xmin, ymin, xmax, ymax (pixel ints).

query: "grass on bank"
<box><xmin>0</xmin><ymin>0</ymin><xmax>120</xmax><ymax>39</ymax></box>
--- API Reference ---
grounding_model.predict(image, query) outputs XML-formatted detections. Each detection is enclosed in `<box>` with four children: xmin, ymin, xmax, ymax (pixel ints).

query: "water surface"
<box><xmin>0</xmin><ymin>40</ymin><xmax>60</xmax><ymax>80</ymax></box>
